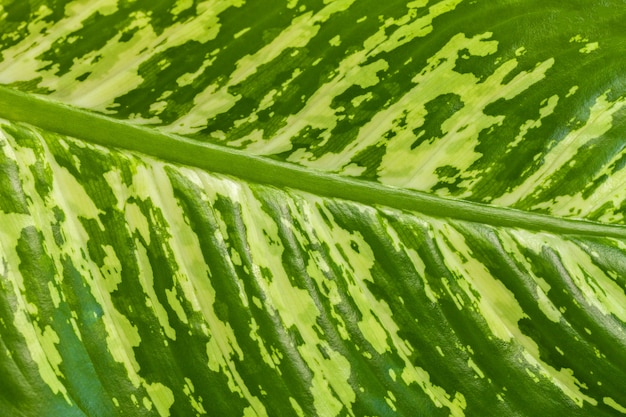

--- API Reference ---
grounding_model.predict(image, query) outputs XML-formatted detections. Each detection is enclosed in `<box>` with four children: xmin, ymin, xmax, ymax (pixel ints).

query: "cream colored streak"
<box><xmin>497</xmin><ymin>232</ymin><xmax>562</xmax><ymax>323</ymax></box>
<box><xmin>4</xmin><ymin>128</ymin><xmax>178</xmax><ymax>413</ymax></box>
<box><xmin>0</xmin><ymin>1</ymin><xmax>119</xmax><ymax>94</ymax></box>
<box><xmin>205</xmin><ymin>187</ymin><xmax>356</xmax><ymax>417</ymax></box>
<box><xmin>530</xmin><ymin>138</ymin><xmax>626</xmax><ymax>224</ymax></box>
<box><xmin>167</xmin><ymin>168</ymin><xmax>270</xmax><ymax>416</ymax></box>
<box><xmin>377</xmin><ymin>42</ymin><xmax>554</xmax><ymax>194</ymax></box>
<box><xmin>431</xmin><ymin>221</ymin><xmax>598</xmax><ymax>408</ymax></box>
<box><xmin>284</xmin><ymin>32</ymin><xmax>498</xmax><ymax>176</ymax></box>
<box><xmin>248</xmin><ymin>0</ymin><xmax>463</xmax><ymax>159</ymax></box>
<box><xmin>0</xmin><ymin>0</ymin><xmax>238</xmax><ymax>115</ymax></box>
<box><xmin>107</xmin><ymin>161</ymin><xmax>269</xmax><ymax>415</ymax></box>
<box><xmin>494</xmin><ymin>92</ymin><xmax>626</xmax><ymax>209</ymax></box>
<box><xmin>0</xmin><ymin>128</ymin><xmax>98</xmax><ymax>405</ymax></box>
<box><xmin>291</xmin><ymin>198</ymin><xmax>466</xmax><ymax>416</ymax></box>
<box><xmin>169</xmin><ymin>0</ymin><xmax>356</xmax><ymax>135</ymax></box>
<box><xmin>549</xmin><ymin>237</ymin><xmax>626</xmax><ymax>322</ymax></box>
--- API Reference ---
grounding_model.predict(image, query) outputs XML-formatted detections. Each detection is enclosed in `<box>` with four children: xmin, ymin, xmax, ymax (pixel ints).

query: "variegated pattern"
<box><xmin>1</xmin><ymin>120</ymin><xmax>625</xmax><ymax>416</ymax></box>
<box><xmin>1</xmin><ymin>1</ymin><xmax>626</xmax><ymax>416</ymax></box>
<box><xmin>1</xmin><ymin>0</ymin><xmax>626</xmax><ymax>222</ymax></box>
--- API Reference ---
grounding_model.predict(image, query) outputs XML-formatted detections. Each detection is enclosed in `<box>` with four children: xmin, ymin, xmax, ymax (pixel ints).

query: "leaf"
<box><xmin>0</xmin><ymin>1</ymin><xmax>625</xmax><ymax>416</ymax></box>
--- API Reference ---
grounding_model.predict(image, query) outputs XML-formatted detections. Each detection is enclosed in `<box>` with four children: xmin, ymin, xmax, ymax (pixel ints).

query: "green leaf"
<box><xmin>1</xmin><ymin>1</ymin><xmax>625</xmax><ymax>416</ymax></box>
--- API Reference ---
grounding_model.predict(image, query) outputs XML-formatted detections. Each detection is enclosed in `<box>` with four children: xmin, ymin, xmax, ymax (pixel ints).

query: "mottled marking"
<box><xmin>604</xmin><ymin>397</ymin><xmax>626</xmax><ymax>414</ymax></box>
<box><xmin>495</xmin><ymin>91</ymin><xmax>626</xmax><ymax>209</ymax></box>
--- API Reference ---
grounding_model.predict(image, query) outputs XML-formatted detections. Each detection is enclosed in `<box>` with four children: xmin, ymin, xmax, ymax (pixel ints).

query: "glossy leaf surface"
<box><xmin>1</xmin><ymin>1</ymin><xmax>625</xmax><ymax>416</ymax></box>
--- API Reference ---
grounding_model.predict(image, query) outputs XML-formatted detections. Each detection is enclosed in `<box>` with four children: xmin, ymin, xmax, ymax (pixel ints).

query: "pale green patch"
<box><xmin>100</xmin><ymin>244</ymin><xmax>123</xmax><ymax>292</ymax></box>
<box><xmin>401</xmin><ymin>365</ymin><xmax>467</xmax><ymax>417</ymax></box>
<box><xmin>171</xmin><ymin>0</ymin><xmax>194</xmax><ymax>16</ymax></box>
<box><xmin>432</xmin><ymin>221</ymin><xmax>527</xmax><ymax>341</ymax></box>
<box><xmin>184</xmin><ymin>377</ymin><xmax>207</xmax><ymax>414</ymax></box>
<box><xmin>534</xmin><ymin>279</ymin><xmax>561</xmax><ymax>323</ymax></box>
<box><xmin>124</xmin><ymin>202</ymin><xmax>152</xmax><ymax>245</ymax></box>
<box><xmin>240</xmin><ymin>0</ymin><xmax>462</xmax><ymax>160</ymax></box>
<box><xmin>136</xmin><ymin>243</ymin><xmax>177</xmax><ymax>340</ymax></box>
<box><xmin>144</xmin><ymin>382</ymin><xmax>175</xmax><ymax>417</ymax></box>
<box><xmin>551</xmin><ymin>239</ymin><xmax>626</xmax><ymax>322</ymax></box>
<box><xmin>467</xmin><ymin>358</ymin><xmax>484</xmax><ymax>378</ymax></box>
<box><xmin>389</xmin><ymin>369</ymin><xmax>397</xmax><ymax>381</ymax></box>
<box><xmin>495</xmin><ymin>92</ymin><xmax>626</xmax><ymax>209</ymax></box>
<box><xmin>166</xmin><ymin>288</ymin><xmax>188</xmax><ymax>325</ymax></box>
<box><xmin>604</xmin><ymin>397</ymin><xmax>626</xmax><ymax>414</ymax></box>
<box><xmin>249</xmin><ymin>317</ymin><xmax>280</xmax><ymax>370</ymax></box>
<box><xmin>569</xmin><ymin>34</ymin><xmax>589</xmax><ymax>43</ymax></box>
<box><xmin>506</xmin><ymin>95</ymin><xmax>559</xmax><ymax>153</ymax></box>
<box><xmin>289</xmin><ymin>397</ymin><xmax>306</xmax><ymax>417</ymax></box>
<box><xmin>579</xmin><ymin>42</ymin><xmax>599</xmax><ymax>53</ymax></box>
<box><xmin>48</xmin><ymin>281</ymin><xmax>62</xmax><ymax>308</ymax></box>
<box><xmin>351</xmin><ymin>91</ymin><xmax>373</xmax><ymax>107</ymax></box>
<box><xmin>385</xmin><ymin>390</ymin><xmax>397</xmax><ymax>411</ymax></box>
<box><xmin>170</xmin><ymin>0</ymin><xmax>355</xmax><ymax>135</ymax></box>
<box><xmin>566</xmin><ymin>85</ymin><xmax>579</xmax><ymax>97</ymax></box>
<box><xmin>142</xmin><ymin>396</ymin><xmax>152</xmax><ymax>411</ymax></box>
<box><xmin>175</xmin><ymin>55</ymin><xmax>217</xmax><ymax>88</ymax></box>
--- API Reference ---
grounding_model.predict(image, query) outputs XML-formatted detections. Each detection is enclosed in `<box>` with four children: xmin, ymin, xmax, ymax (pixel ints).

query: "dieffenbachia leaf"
<box><xmin>0</xmin><ymin>1</ymin><xmax>625</xmax><ymax>416</ymax></box>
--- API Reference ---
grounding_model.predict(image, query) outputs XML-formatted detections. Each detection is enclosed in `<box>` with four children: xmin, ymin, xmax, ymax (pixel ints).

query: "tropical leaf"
<box><xmin>0</xmin><ymin>1</ymin><xmax>625</xmax><ymax>416</ymax></box>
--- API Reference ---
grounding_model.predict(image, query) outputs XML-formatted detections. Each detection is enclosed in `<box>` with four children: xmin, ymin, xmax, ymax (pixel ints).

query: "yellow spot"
<box><xmin>289</xmin><ymin>398</ymin><xmax>306</xmax><ymax>417</ymax></box>
<box><xmin>166</xmin><ymin>288</ymin><xmax>189</xmax><ymax>324</ymax></box>
<box><xmin>579</xmin><ymin>42</ymin><xmax>599</xmax><ymax>53</ymax></box>
<box><xmin>136</xmin><ymin>243</ymin><xmax>177</xmax><ymax>340</ymax></box>
<box><xmin>569</xmin><ymin>34</ymin><xmax>589</xmax><ymax>43</ymax></box>
<box><xmin>604</xmin><ymin>398</ymin><xmax>626</xmax><ymax>414</ymax></box>
<box><xmin>144</xmin><ymin>383</ymin><xmax>174</xmax><ymax>416</ymax></box>
<box><xmin>125</xmin><ymin>203</ymin><xmax>150</xmax><ymax>245</ymax></box>
<box><xmin>48</xmin><ymin>281</ymin><xmax>61</xmax><ymax>308</ymax></box>
<box><xmin>389</xmin><ymin>369</ymin><xmax>397</xmax><ymax>381</ymax></box>
<box><xmin>386</xmin><ymin>391</ymin><xmax>397</xmax><ymax>411</ymax></box>
<box><xmin>468</xmin><ymin>358</ymin><xmax>485</xmax><ymax>378</ymax></box>
<box><xmin>171</xmin><ymin>0</ymin><xmax>193</xmax><ymax>16</ymax></box>
<box><xmin>142</xmin><ymin>396</ymin><xmax>152</xmax><ymax>411</ymax></box>
<box><xmin>566</xmin><ymin>85</ymin><xmax>579</xmax><ymax>97</ymax></box>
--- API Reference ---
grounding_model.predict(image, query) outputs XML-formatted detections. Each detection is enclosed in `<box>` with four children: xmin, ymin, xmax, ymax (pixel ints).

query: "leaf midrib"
<box><xmin>1</xmin><ymin>85</ymin><xmax>624</xmax><ymax>238</ymax></box>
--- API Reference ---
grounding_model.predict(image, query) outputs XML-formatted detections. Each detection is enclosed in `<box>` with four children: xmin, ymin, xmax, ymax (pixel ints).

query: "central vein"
<box><xmin>0</xmin><ymin>85</ymin><xmax>624</xmax><ymax>238</ymax></box>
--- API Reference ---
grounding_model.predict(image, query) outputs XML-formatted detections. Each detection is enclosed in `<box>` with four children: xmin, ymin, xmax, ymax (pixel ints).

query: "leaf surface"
<box><xmin>0</xmin><ymin>1</ymin><xmax>625</xmax><ymax>416</ymax></box>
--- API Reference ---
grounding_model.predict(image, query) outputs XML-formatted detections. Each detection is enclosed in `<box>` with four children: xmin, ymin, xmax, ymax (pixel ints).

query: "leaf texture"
<box><xmin>1</xmin><ymin>1</ymin><xmax>626</xmax><ymax>416</ymax></box>
<box><xmin>2</xmin><ymin>0</ymin><xmax>626</xmax><ymax>221</ymax></box>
